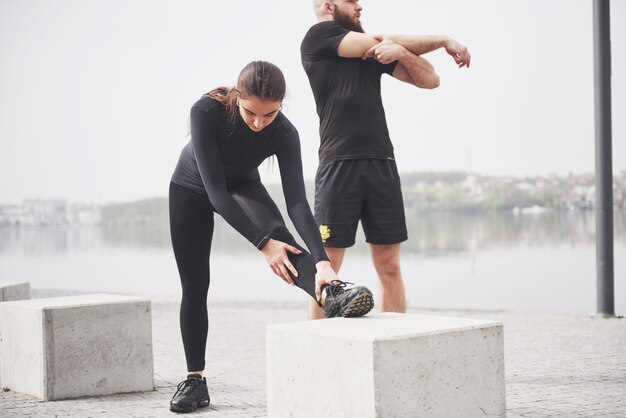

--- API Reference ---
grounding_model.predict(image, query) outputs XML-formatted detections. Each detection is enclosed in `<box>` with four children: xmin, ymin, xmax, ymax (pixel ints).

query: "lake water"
<box><xmin>1</xmin><ymin>211</ymin><xmax>624</xmax><ymax>314</ymax></box>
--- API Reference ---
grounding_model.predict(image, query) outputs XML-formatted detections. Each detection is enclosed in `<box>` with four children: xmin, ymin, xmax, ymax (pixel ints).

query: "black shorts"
<box><xmin>314</xmin><ymin>159</ymin><xmax>408</xmax><ymax>248</ymax></box>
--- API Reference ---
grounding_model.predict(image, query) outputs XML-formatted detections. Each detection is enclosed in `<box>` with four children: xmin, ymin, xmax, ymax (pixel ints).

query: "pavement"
<box><xmin>0</xmin><ymin>289</ymin><xmax>625</xmax><ymax>417</ymax></box>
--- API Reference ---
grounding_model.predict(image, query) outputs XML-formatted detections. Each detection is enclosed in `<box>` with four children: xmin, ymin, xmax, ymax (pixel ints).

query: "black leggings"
<box><xmin>169</xmin><ymin>181</ymin><xmax>318</xmax><ymax>372</ymax></box>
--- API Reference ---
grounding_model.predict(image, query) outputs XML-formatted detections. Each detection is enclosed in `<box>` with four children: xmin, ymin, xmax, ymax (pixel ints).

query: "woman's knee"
<box><xmin>180</xmin><ymin>277</ymin><xmax>209</xmax><ymax>298</ymax></box>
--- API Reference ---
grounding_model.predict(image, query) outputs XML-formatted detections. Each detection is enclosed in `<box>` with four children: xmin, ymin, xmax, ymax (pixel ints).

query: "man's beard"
<box><xmin>333</xmin><ymin>7</ymin><xmax>364</xmax><ymax>33</ymax></box>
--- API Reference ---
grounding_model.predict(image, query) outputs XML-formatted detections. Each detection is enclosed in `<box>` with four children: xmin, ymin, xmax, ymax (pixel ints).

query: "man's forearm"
<box><xmin>387</xmin><ymin>35</ymin><xmax>449</xmax><ymax>56</ymax></box>
<box><xmin>396</xmin><ymin>48</ymin><xmax>439</xmax><ymax>89</ymax></box>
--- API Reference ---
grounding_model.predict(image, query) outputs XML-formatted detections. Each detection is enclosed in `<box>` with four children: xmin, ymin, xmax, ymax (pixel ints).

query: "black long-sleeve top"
<box><xmin>171</xmin><ymin>96</ymin><xmax>329</xmax><ymax>264</ymax></box>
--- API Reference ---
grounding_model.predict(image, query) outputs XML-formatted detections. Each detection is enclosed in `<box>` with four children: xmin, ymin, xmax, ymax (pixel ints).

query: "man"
<box><xmin>301</xmin><ymin>0</ymin><xmax>471</xmax><ymax>319</ymax></box>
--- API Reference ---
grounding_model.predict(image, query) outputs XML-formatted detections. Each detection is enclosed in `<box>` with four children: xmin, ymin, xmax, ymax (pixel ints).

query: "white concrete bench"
<box><xmin>267</xmin><ymin>313</ymin><xmax>505</xmax><ymax>418</ymax></box>
<box><xmin>0</xmin><ymin>294</ymin><xmax>153</xmax><ymax>400</ymax></box>
<box><xmin>0</xmin><ymin>281</ymin><xmax>31</xmax><ymax>387</ymax></box>
<box><xmin>0</xmin><ymin>281</ymin><xmax>30</xmax><ymax>302</ymax></box>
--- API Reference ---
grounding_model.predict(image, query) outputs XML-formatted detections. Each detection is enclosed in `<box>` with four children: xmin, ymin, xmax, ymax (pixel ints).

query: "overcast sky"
<box><xmin>1</xmin><ymin>0</ymin><xmax>625</xmax><ymax>204</ymax></box>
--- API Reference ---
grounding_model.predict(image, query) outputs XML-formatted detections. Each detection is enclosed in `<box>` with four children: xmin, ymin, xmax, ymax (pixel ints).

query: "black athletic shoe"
<box><xmin>170</xmin><ymin>374</ymin><xmax>210</xmax><ymax>413</ymax></box>
<box><xmin>322</xmin><ymin>280</ymin><xmax>374</xmax><ymax>318</ymax></box>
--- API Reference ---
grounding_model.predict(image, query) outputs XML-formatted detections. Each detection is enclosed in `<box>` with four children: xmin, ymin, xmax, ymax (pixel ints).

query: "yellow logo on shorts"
<box><xmin>319</xmin><ymin>225</ymin><xmax>331</xmax><ymax>243</ymax></box>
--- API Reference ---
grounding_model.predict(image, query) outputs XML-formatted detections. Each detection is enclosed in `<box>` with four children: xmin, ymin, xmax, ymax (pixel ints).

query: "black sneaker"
<box><xmin>170</xmin><ymin>374</ymin><xmax>210</xmax><ymax>413</ymax></box>
<box><xmin>322</xmin><ymin>280</ymin><xmax>374</xmax><ymax>318</ymax></box>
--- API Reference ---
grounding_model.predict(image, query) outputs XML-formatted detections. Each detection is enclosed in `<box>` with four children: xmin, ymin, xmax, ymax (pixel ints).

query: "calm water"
<box><xmin>0</xmin><ymin>211</ymin><xmax>624</xmax><ymax>314</ymax></box>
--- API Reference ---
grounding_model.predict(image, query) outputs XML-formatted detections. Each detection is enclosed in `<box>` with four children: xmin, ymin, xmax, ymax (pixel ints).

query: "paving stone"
<box><xmin>0</xmin><ymin>292</ymin><xmax>624</xmax><ymax>417</ymax></box>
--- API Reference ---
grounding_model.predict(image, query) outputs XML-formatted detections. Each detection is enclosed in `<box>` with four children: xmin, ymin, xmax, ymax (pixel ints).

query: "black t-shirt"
<box><xmin>171</xmin><ymin>96</ymin><xmax>329</xmax><ymax>263</ymax></box>
<box><xmin>301</xmin><ymin>21</ymin><xmax>398</xmax><ymax>163</ymax></box>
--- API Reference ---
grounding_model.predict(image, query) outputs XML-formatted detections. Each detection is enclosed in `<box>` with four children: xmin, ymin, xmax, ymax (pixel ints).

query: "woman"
<box><xmin>168</xmin><ymin>61</ymin><xmax>374</xmax><ymax>413</ymax></box>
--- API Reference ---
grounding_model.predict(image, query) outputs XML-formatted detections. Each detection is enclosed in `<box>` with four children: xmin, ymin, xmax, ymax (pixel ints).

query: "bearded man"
<box><xmin>301</xmin><ymin>0</ymin><xmax>471</xmax><ymax>319</ymax></box>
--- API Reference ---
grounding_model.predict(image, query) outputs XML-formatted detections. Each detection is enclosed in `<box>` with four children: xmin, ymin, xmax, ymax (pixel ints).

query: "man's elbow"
<box><xmin>421</xmin><ymin>73</ymin><xmax>440</xmax><ymax>89</ymax></box>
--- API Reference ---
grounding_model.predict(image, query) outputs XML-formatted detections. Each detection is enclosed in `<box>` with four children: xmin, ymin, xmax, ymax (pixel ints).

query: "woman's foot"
<box><xmin>169</xmin><ymin>374</ymin><xmax>210</xmax><ymax>413</ymax></box>
<box><xmin>322</xmin><ymin>281</ymin><xmax>374</xmax><ymax>318</ymax></box>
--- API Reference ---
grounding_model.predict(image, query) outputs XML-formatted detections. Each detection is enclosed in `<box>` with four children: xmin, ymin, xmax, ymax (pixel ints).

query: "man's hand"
<box><xmin>362</xmin><ymin>35</ymin><xmax>406</xmax><ymax>64</ymax></box>
<box><xmin>363</xmin><ymin>34</ymin><xmax>440</xmax><ymax>89</ymax></box>
<box><xmin>444</xmin><ymin>37</ymin><xmax>471</xmax><ymax>68</ymax></box>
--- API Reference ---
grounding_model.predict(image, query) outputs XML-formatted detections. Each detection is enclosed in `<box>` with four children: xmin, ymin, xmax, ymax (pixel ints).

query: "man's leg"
<box><xmin>308</xmin><ymin>247</ymin><xmax>346</xmax><ymax>319</ymax></box>
<box><xmin>370</xmin><ymin>243</ymin><xmax>406</xmax><ymax>312</ymax></box>
<box><xmin>361</xmin><ymin>159</ymin><xmax>408</xmax><ymax>312</ymax></box>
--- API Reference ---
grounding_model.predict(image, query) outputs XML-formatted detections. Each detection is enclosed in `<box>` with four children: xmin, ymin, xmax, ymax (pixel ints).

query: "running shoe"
<box><xmin>322</xmin><ymin>280</ymin><xmax>374</xmax><ymax>318</ymax></box>
<box><xmin>169</xmin><ymin>374</ymin><xmax>210</xmax><ymax>413</ymax></box>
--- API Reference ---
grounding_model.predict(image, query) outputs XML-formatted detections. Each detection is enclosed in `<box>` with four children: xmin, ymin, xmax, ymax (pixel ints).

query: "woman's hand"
<box><xmin>261</xmin><ymin>238</ymin><xmax>302</xmax><ymax>285</ymax></box>
<box><xmin>314</xmin><ymin>260</ymin><xmax>340</xmax><ymax>304</ymax></box>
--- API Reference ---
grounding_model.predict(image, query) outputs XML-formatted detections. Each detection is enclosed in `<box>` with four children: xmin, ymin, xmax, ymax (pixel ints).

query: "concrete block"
<box><xmin>0</xmin><ymin>281</ymin><xmax>30</xmax><ymax>387</ymax></box>
<box><xmin>0</xmin><ymin>281</ymin><xmax>30</xmax><ymax>302</ymax></box>
<box><xmin>0</xmin><ymin>294</ymin><xmax>153</xmax><ymax>400</ymax></box>
<box><xmin>267</xmin><ymin>313</ymin><xmax>505</xmax><ymax>418</ymax></box>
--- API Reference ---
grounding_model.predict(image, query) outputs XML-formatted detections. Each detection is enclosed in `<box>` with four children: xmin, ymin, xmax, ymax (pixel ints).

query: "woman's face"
<box><xmin>238</xmin><ymin>96</ymin><xmax>282</xmax><ymax>132</ymax></box>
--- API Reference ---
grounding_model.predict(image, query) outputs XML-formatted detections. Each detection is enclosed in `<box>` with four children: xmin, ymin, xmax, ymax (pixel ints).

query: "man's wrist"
<box><xmin>397</xmin><ymin>46</ymin><xmax>412</xmax><ymax>61</ymax></box>
<box><xmin>441</xmin><ymin>35</ymin><xmax>451</xmax><ymax>49</ymax></box>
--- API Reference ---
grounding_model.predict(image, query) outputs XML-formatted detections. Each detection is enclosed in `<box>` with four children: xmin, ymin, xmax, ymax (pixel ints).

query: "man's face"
<box><xmin>331</xmin><ymin>0</ymin><xmax>364</xmax><ymax>33</ymax></box>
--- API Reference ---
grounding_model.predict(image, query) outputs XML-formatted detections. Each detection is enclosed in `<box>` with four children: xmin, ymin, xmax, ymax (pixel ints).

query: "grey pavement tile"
<box><xmin>1</xmin><ymin>300</ymin><xmax>625</xmax><ymax>417</ymax></box>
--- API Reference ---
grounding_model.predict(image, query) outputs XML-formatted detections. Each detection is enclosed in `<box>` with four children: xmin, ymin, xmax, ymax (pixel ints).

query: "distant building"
<box><xmin>0</xmin><ymin>199</ymin><xmax>101</xmax><ymax>227</ymax></box>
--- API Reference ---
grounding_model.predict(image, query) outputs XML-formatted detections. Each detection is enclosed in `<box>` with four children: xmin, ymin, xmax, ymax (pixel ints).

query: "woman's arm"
<box><xmin>276</xmin><ymin>130</ymin><xmax>342</xmax><ymax>301</ymax></box>
<box><xmin>190</xmin><ymin>105</ymin><xmax>269</xmax><ymax>249</ymax></box>
<box><xmin>191</xmin><ymin>104</ymin><xmax>304</xmax><ymax>284</ymax></box>
<box><xmin>275</xmin><ymin>129</ymin><xmax>330</xmax><ymax>265</ymax></box>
